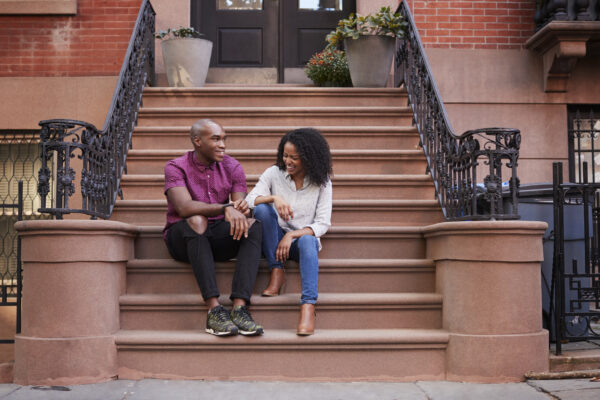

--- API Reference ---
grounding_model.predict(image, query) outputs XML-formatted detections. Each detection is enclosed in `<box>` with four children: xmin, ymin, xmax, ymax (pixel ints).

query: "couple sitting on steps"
<box><xmin>163</xmin><ymin>119</ymin><xmax>333</xmax><ymax>337</ymax></box>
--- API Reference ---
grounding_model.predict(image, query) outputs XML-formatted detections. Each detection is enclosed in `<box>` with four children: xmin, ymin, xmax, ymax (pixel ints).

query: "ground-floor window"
<box><xmin>568</xmin><ymin>105</ymin><xmax>600</xmax><ymax>183</ymax></box>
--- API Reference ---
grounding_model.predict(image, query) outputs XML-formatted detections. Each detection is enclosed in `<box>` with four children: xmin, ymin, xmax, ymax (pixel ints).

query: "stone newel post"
<box><xmin>14</xmin><ymin>220</ymin><xmax>136</xmax><ymax>385</ymax></box>
<box><xmin>424</xmin><ymin>221</ymin><xmax>549</xmax><ymax>382</ymax></box>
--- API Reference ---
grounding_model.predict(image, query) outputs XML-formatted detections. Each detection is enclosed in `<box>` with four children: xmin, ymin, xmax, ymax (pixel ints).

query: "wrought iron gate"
<box><xmin>0</xmin><ymin>129</ymin><xmax>50</xmax><ymax>342</ymax></box>
<box><xmin>552</xmin><ymin>161</ymin><xmax>600</xmax><ymax>354</ymax></box>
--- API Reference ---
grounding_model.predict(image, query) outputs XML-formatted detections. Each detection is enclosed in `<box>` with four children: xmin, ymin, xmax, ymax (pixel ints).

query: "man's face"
<box><xmin>193</xmin><ymin>122</ymin><xmax>226</xmax><ymax>163</ymax></box>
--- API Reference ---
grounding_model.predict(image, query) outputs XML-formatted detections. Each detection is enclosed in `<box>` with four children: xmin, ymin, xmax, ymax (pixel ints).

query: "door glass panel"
<box><xmin>217</xmin><ymin>0</ymin><xmax>263</xmax><ymax>10</ymax></box>
<box><xmin>299</xmin><ymin>0</ymin><xmax>343</xmax><ymax>11</ymax></box>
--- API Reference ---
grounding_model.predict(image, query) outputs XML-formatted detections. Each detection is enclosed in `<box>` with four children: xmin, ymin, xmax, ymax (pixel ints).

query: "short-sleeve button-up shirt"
<box><xmin>163</xmin><ymin>151</ymin><xmax>247</xmax><ymax>240</ymax></box>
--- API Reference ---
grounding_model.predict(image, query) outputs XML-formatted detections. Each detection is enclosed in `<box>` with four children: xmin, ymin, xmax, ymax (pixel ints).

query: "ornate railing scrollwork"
<box><xmin>395</xmin><ymin>1</ymin><xmax>521</xmax><ymax>220</ymax></box>
<box><xmin>37</xmin><ymin>0</ymin><xmax>155</xmax><ymax>219</ymax></box>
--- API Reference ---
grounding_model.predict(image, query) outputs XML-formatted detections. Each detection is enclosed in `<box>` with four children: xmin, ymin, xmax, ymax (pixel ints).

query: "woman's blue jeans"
<box><xmin>253</xmin><ymin>203</ymin><xmax>319</xmax><ymax>304</ymax></box>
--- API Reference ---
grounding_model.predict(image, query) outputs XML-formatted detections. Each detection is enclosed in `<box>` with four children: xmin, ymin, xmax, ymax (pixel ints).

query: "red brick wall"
<box><xmin>0</xmin><ymin>0</ymin><xmax>142</xmax><ymax>77</ymax></box>
<box><xmin>402</xmin><ymin>0</ymin><xmax>536</xmax><ymax>49</ymax></box>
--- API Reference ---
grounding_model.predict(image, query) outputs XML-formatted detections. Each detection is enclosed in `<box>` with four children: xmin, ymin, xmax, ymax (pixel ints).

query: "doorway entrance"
<box><xmin>192</xmin><ymin>0</ymin><xmax>355</xmax><ymax>83</ymax></box>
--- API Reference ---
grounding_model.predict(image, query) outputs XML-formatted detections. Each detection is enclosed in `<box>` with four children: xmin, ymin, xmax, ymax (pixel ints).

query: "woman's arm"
<box><xmin>254</xmin><ymin>194</ymin><xmax>294</xmax><ymax>222</ymax></box>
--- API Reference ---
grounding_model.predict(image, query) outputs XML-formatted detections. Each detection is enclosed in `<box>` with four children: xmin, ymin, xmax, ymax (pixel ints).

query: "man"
<box><xmin>163</xmin><ymin>119</ymin><xmax>263</xmax><ymax>336</ymax></box>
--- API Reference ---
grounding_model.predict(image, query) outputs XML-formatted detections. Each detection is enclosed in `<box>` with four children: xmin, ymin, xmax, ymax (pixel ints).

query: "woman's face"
<box><xmin>282</xmin><ymin>141</ymin><xmax>305</xmax><ymax>179</ymax></box>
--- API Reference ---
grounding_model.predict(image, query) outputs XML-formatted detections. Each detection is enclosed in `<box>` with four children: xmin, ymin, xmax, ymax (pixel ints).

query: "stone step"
<box><xmin>132</xmin><ymin>125</ymin><xmax>420</xmax><ymax>150</ymax></box>
<box><xmin>120</xmin><ymin>174</ymin><xmax>436</xmax><ymax>200</ymax></box>
<box><xmin>550</xmin><ymin>347</ymin><xmax>600</xmax><ymax>373</ymax></box>
<box><xmin>132</xmin><ymin>226</ymin><xmax>426</xmax><ymax>260</ymax></box>
<box><xmin>111</xmin><ymin>199</ymin><xmax>443</xmax><ymax>226</ymax></box>
<box><xmin>125</xmin><ymin>149</ymin><xmax>427</xmax><ymax>175</ymax></box>
<box><xmin>116</xmin><ymin>328</ymin><xmax>448</xmax><ymax>381</ymax></box>
<box><xmin>141</xmin><ymin>86</ymin><xmax>408</xmax><ymax>108</ymax></box>
<box><xmin>136</xmin><ymin>106</ymin><xmax>414</xmax><ymax>127</ymax></box>
<box><xmin>126</xmin><ymin>258</ymin><xmax>435</xmax><ymax>295</ymax></box>
<box><xmin>119</xmin><ymin>292</ymin><xmax>443</xmax><ymax>331</ymax></box>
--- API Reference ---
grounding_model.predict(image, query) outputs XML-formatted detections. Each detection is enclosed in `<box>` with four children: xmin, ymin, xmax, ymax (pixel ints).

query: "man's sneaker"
<box><xmin>206</xmin><ymin>305</ymin><xmax>238</xmax><ymax>336</ymax></box>
<box><xmin>230</xmin><ymin>305</ymin><xmax>264</xmax><ymax>336</ymax></box>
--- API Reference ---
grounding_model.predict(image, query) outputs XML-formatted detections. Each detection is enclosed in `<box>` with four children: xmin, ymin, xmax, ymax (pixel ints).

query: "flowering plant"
<box><xmin>304</xmin><ymin>48</ymin><xmax>352</xmax><ymax>87</ymax></box>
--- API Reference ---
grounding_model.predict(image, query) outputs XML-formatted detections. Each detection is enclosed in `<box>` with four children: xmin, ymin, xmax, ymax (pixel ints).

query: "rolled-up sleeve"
<box><xmin>164</xmin><ymin>161</ymin><xmax>186</xmax><ymax>194</ymax></box>
<box><xmin>246</xmin><ymin>166</ymin><xmax>275</xmax><ymax>208</ymax></box>
<box><xmin>231</xmin><ymin>162</ymin><xmax>248</xmax><ymax>194</ymax></box>
<box><xmin>306</xmin><ymin>180</ymin><xmax>332</xmax><ymax>238</ymax></box>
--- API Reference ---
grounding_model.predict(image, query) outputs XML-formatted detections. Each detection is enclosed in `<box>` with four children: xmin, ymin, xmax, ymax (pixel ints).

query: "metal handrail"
<box><xmin>37</xmin><ymin>0</ymin><xmax>156</xmax><ymax>219</ymax></box>
<box><xmin>395</xmin><ymin>0</ymin><xmax>521</xmax><ymax>220</ymax></box>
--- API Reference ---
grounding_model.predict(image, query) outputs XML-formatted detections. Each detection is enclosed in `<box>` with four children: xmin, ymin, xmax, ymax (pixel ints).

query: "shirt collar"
<box><xmin>190</xmin><ymin>151</ymin><xmax>215</xmax><ymax>171</ymax></box>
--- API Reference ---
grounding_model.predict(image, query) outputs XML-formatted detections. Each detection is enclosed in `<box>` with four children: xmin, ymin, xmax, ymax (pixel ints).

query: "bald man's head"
<box><xmin>190</xmin><ymin>119</ymin><xmax>226</xmax><ymax>164</ymax></box>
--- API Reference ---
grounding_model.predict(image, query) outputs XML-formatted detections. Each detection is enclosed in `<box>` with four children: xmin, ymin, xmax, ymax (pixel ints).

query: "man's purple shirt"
<box><xmin>163</xmin><ymin>151</ymin><xmax>247</xmax><ymax>240</ymax></box>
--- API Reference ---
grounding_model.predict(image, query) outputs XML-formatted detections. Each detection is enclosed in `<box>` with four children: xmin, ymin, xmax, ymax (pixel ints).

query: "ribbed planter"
<box><xmin>344</xmin><ymin>35</ymin><xmax>395</xmax><ymax>87</ymax></box>
<box><xmin>161</xmin><ymin>37</ymin><xmax>213</xmax><ymax>87</ymax></box>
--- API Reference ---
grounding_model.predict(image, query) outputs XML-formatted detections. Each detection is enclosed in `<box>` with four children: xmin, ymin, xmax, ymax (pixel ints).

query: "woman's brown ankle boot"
<box><xmin>297</xmin><ymin>303</ymin><xmax>315</xmax><ymax>336</ymax></box>
<box><xmin>262</xmin><ymin>268</ymin><xmax>285</xmax><ymax>296</ymax></box>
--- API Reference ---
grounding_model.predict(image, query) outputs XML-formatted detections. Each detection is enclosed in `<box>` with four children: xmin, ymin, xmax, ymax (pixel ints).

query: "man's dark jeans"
<box><xmin>165</xmin><ymin>218</ymin><xmax>262</xmax><ymax>303</ymax></box>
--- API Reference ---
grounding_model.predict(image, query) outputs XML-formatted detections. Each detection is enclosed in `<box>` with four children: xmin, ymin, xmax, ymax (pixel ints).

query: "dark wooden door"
<box><xmin>283</xmin><ymin>0</ymin><xmax>355</xmax><ymax>68</ymax></box>
<box><xmin>192</xmin><ymin>0</ymin><xmax>355</xmax><ymax>81</ymax></box>
<box><xmin>194</xmin><ymin>0</ymin><xmax>278</xmax><ymax>68</ymax></box>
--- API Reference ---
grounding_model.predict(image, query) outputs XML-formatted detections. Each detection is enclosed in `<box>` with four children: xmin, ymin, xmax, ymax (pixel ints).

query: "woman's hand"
<box><xmin>232</xmin><ymin>198</ymin><xmax>250</xmax><ymax>217</ymax></box>
<box><xmin>276</xmin><ymin>232</ymin><xmax>294</xmax><ymax>262</ymax></box>
<box><xmin>273</xmin><ymin>195</ymin><xmax>294</xmax><ymax>222</ymax></box>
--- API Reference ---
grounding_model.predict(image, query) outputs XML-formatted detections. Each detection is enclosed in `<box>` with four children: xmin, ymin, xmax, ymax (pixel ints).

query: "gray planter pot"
<box><xmin>161</xmin><ymin>37</ymin><xmax>213</xmax><ymax>87</ymax></box>
<box><xmin>344</xmin><ymin>35</ymin><xmax>395</xmax><ymax>87</ymax></box>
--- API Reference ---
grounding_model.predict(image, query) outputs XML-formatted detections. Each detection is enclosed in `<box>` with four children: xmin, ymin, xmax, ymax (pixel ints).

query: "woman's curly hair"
<box><xmin>276</xmin><ymin>128</ymin><xmax>332</xmax><ymax>187</ymax></box>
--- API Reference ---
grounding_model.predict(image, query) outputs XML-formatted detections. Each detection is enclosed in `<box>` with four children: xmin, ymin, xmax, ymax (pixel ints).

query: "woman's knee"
<box><xmin>297</xmin><ymin>235</ymin><xmax>319</xmax><ymax>252</ymax></box>
<box><xmin>253</xmin><ymin>203</ymin><xmax>274</xmax><ymax>220</ymax></box>
<box><xmin>186</xmin><ymin>215</ymin><xmax>208</xmax><ymax>235</ymax></box>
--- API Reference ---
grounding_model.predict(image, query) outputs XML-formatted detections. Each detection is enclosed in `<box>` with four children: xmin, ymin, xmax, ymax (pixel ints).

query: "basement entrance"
<box><xmin>192</xmin><ymin>0</ymin><xmax>355</xmax><ymax>83</ymax></box>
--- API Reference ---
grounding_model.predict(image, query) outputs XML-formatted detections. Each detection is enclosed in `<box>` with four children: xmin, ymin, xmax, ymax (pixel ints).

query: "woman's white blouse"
<box><xmin>246</xmin><ymin>166</ymin><xmax>332</xmax><ymax>248</ymax></box>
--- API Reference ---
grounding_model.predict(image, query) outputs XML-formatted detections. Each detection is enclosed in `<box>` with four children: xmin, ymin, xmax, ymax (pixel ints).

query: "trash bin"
<box><xmin>511</xmin><ymin>183</ymin><xmax>591</xmax><ymax>341</ymax></box>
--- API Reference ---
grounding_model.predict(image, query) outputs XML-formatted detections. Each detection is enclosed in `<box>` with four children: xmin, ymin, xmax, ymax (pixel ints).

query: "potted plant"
<box><xmin>326</xmin><ymin>6</ymin><xmax>407</xmax><ymax>87</ymax></box>
<box><xmin>304</xmin><ymin>48</ymin><xmax>352</xmax><ymax>87</ymax></box>
<box><xmin>155</xmin><ymin>27</ymin><xmax>213</xmax><ymax>87</ymax></box>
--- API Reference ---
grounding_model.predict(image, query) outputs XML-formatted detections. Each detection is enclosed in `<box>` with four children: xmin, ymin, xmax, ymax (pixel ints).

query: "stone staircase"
<box><xmin>110</xmin><ymin>85</ymin><xmax>448</xmax><ymax>381</ymax></box>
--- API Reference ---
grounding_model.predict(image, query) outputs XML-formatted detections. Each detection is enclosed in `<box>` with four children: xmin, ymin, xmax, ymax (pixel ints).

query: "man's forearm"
<box><xmin>176</xmin><ymin>200</ymin><xmax>228</xmax><ymax>218</ymax></box>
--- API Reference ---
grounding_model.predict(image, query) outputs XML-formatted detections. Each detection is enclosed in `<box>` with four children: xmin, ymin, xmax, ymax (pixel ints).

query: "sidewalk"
<box><xmin>1</xmin><ymin>379</ymin><xmax>599</xmax><ymax>400</ymax></box>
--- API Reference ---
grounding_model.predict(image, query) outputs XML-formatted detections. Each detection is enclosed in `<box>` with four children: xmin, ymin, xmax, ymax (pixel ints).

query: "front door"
<box><xmin>192</xmin><ymin>0</ymin><xmax>355</xmax><ymax>83</ymax></box>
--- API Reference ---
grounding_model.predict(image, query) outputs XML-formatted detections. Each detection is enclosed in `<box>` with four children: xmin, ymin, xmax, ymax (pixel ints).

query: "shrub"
<box><xmin>304</xmin><ymin>48</ymin><xmax>352</xmax><ymax>87</ymax></box>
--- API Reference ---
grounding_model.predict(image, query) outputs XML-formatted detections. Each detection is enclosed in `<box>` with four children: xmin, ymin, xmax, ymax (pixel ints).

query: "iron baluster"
<box><xmin>395</xmin><ymin>1</ymin><xmax>520</xmax><ymax>221</ymax></box>
<box><xmin>37</xmin><ymin>0</ymin><xmax>155</xmax><ymax>219</ymax></box>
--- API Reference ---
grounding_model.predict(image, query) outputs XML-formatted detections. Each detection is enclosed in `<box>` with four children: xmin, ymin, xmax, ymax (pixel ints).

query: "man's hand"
<box><xmin>276</xmin><ymin>232</ymin><xmax>294</xmax><ymax>262</ymax></box>
<box><xmin>273</xmin><ymin>195</ymin><xmax>294</xmax><ymax>222</ymax></box>
<box><xmin>224</xmin><ymin>205</ymin><xmax>249</xmax><ymax>240</ymax></box>
<box><xmin>232</xmin><ymin>198</ymin><xmax>250</xmax><ymax>217</ymax></box>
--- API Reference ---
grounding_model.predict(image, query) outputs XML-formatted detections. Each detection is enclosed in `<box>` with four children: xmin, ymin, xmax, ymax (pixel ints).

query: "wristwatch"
<box><xmin>221</xmin><ymin>203</ymin><xmax>233</xmax><ymax>214</ymax></box>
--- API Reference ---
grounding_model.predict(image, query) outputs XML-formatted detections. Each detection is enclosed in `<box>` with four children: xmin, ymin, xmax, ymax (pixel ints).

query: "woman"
<box><xmin>246</xmin><ymin>128</ymin><xmax>332</xmax><ymax>336</ymax></box>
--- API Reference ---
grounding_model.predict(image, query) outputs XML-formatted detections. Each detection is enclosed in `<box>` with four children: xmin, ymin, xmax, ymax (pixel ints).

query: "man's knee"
<box><xmin>186</xmin><ymin>215</ymin><xmax>208</xmax><ymax>235</ymax></box>
<box><xmin>248</xmin><ymin>218</ymin><xmax>261</xmax><ymax>235</ymax></box>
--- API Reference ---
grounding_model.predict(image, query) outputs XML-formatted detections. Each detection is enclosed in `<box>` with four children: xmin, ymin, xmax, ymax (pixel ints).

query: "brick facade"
<box><xmin>0</xmin><ymin>0</ymin><xmax>142</xmax><ymax>77</ymax></box>
<box><xmin>404</xmin><ymin>0</ymin><xmax>536</xmax><ymax>49</ymax></box>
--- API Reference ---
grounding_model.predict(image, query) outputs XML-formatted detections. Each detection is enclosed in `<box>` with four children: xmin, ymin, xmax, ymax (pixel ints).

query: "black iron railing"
<box><xmin>37</xmin><ymin>0</ymin><xmax>155</xmax><ymax>219</ymax></box>
<box><xmin>395</xmin><ymin>1</ymin><xmax>521</xmax><ymax>221</ymax></box>
<box><xmin>535</xmin><ymin>0</ymin><xmax>599</xmax><ymax>31</ymax></box>
<box><xmin>552</xmin><ymin>161</ymin><xmax>600</xmax><ymax>354</ymax></box>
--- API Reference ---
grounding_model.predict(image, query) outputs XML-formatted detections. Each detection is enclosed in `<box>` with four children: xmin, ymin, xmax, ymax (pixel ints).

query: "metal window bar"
<box><xmin>37</xmin><ymin>0</ymin><xmax>156</xmax><ymax>219</ymax></box>
<box><xmin>568</xmin><ymin>105</ymin><xmax>600</xmax><ymax>184</ymax></box>
<box><xmin>552</xmin><ymin>161</ymin><xmax>600</xmax><ymax>355</ymax></box>
<box><xmin>395</xmin><ymin>1</ymin><xmax>521</xmax><ymax>220</ymax></box>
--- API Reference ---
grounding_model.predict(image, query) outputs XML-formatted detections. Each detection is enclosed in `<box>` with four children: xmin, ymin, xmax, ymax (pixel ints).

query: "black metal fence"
<box><xmin>395</xmin><ymin>1</ymin><xmax>521</xmax><ymax>221</ymax></box>
<box><xmin>0</xmin><ymin>129</ymin><xmax>51</xmax><ymax>342</ymax></box>
<box><xmin>552</xmin><ymin>161</ymin><xmax>600</xmax><ymax>354</ymax></box>
<box><xmin>38</xmin><ymin>0</ymin><xmax>155</xmax><ymax>219</ymax></box>
<box><xmin>535</xmin><ymin>0</ymin><xmax>600</xmax><ymax>31</ymax></box>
